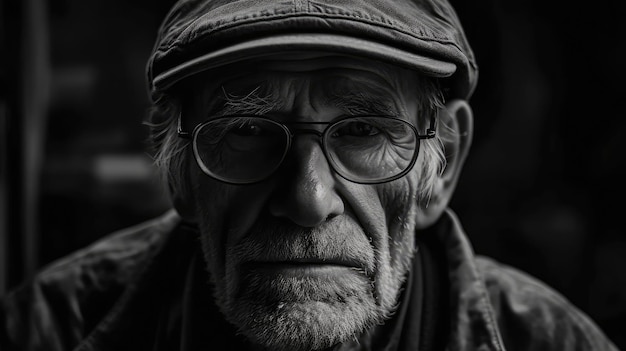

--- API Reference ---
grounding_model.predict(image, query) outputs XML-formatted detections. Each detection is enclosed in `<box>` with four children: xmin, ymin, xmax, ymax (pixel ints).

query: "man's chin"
<box><xmin>222</xmin><ymin>268</ymin><xmax>381</xmax><ymax>351</ymax></box>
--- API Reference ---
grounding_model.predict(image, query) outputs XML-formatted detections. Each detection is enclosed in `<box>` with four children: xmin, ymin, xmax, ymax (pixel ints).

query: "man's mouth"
<box><xmin>234</xmin><ymin>258</ymin><xmax>375</xmax><ymax>303</ymax></box>
<box><xmin>243</xmin><ymin>259</ymin><xmax>365</xmax><ymax>277</ymax></box>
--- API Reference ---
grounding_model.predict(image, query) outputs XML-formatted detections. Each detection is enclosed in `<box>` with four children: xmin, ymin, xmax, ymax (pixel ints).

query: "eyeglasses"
<box><xmin>178</xmin><ymin>114</ymin><xmax>436</xmax><ymax>185</ymax></box>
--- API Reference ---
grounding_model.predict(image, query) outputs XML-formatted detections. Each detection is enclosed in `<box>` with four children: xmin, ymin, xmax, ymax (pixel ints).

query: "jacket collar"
<box><xmin>438</xmin><ymin>209</ymin><xmax>506</xmax><ymax>351</ymax></box>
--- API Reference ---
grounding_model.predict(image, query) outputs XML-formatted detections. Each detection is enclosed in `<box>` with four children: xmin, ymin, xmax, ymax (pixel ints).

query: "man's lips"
<box><xmin>243</xmin><ymin>259</ymin><xmax>366</xmax><ymax>277</ymax></box>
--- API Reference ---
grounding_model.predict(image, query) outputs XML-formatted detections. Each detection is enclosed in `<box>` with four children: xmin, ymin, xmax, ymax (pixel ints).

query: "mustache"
<box><xmin>227</xmin><ymin>214</ymin><xmax>376</xmax><ymax>275</ymax></box>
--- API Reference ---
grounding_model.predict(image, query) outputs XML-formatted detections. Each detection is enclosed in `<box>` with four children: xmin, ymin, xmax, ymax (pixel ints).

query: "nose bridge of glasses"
<box><xmin>282</xmin><ymin>122</ymin><xmax>327</xmax><ymax>152</ymax></box>
<box><xmin>283</xmin><ymin>123</ymin><xmax>330</xmax><ymax>173</ymax></box>
<box><xmin>285</xmin><ymin>121</ymin><xmax>328</xmax><ymax>138</ymax></box>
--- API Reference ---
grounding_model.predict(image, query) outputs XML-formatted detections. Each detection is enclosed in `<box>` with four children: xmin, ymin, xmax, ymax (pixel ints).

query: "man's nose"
<box><xmin>269</xmin><ymin>137</ymin><xmax>344</xmax><ymax>227</ymax></box>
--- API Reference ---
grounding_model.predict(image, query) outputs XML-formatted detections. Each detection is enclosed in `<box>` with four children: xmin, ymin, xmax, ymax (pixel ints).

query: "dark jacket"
<box><xmin>0</xmin><ymin>210</ymin><xmax>619</xmax><ymax>350</ymax></box>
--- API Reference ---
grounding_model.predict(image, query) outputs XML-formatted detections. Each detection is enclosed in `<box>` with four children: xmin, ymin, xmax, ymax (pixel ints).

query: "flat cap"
<box><xmin>147</xmin><ymin>0</ymin><xmax>478</xmax><ymax>101</ymax></box>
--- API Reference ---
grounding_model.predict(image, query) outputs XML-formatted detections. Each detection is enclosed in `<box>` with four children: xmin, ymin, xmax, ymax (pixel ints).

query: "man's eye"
<box><xmin>230</xmin><ymin>123</ymin><xmax>264</xmax><ymax>136</ymax></box>
<box><xmin>332</xmin><ymin>122</ymin><xmax>380</xmax><ymax>137</ymax></box>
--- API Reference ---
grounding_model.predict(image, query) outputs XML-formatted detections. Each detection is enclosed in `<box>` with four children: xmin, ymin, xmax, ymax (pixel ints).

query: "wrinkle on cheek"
<box><xmin>196</xmin><ymin>175</ymin><xmax>278</xmax><ymax>278</ymax></box>
<box><xmin>378</xmin><ymin>175</ymin><xmax>418</xmax><ymax>231</ymax></box>
<box><xmin>340</xmin><ymin>182</ymin><xmax>386</xmax><ymax>235</ymax></box>
<box><xmin>335</xmin><ymin>158</ymin><xmax>418</xmax><ymax>311</ymax></box>
<box><xmin>337</xmin><ymin>182</ymin><xmax>393</xmax><ymax>307</ymax></box>
<box><xmin>377</xmin><ymin>174</ymin><xmax>419</xmax><ymax>276</ymax></box>
<box><xmin>194</xmin><ymin>179</ymin><xmax>231</xmax><ymax>277</ymax></box>
<box><xmin>225</xmin><ymin>188</ymin><xmax>272</xmax><ymax>240</ymax></box>
<box><xmin>194</xmin><ymin>181</ymin><xmax>237</xmax><ymax>268</ymax></box>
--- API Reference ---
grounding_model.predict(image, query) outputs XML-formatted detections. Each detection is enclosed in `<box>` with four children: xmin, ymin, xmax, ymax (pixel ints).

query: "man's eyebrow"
<box><xmin>328</xmin><ymin>89</ymin><xmax>399</xmax><ymax>116</ymax></box>
<box><xmin>324</xmin><ymin>74</ymin><xmax>403</xmax><ymax>116</ymax></box>
<box><xmin>212</xmin><ymin>85</ymin><xmax>282</xmax><ymax>116</ymax></box>
<box><xmin>210</xmin><ymin>78</ymin><xmax>402</xmax><ymax>117</ymax></box>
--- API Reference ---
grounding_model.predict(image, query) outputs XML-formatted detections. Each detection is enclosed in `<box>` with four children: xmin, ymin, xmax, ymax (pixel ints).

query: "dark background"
<box><xmin>1</xmin><ymin>0</ymin><xmax>625</xmax><ymax>348</ymax></box>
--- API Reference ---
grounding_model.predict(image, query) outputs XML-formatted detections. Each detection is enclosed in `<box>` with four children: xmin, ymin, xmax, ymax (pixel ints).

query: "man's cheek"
<box><xmin>376</xmin><ymin>176</ymin><xmax>418</xmax><ymax>268</ymax></box>
<box><xmin>376</xmin><ymin>175</ymin><xmax>418</xmax><ymax>228</ymax></box>
<box><xmin>195</xmin><ymin>179</ymin><xmax>231</xmax><ymax>221</ymax></box>
<box><xmin>196</xmin><ymin>179</ymin><xmax>277</xmax><ymax>249</ymax></box>
<box><xmin>194</xmin><ymin>178</ymin><xmax>234</xmax><ymax>261</ymax></box>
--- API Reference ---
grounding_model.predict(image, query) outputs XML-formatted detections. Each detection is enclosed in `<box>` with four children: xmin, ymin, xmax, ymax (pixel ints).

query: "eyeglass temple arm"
<box><xmin>178</xmin><ymin>115</ymin><xmax>191</xmax><ymax>139</ymax></box>
<box><xmin>419</xmin><ymin>114</ymin><xmax>437</xmax><ymax>139</ymax></box>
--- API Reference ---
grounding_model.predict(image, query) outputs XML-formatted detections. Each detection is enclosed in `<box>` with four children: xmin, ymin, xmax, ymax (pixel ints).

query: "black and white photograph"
<box><xmin>1</xmin><ymin>0</ymin><xmax>625</xmax><ymax>350</ymax></box>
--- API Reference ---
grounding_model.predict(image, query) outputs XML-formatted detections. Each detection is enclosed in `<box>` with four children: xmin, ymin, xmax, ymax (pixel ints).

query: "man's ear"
<box><xmin>415</xmin><ymin>99</ymin><xmax>473</xmax><ymax>229</ymax></box>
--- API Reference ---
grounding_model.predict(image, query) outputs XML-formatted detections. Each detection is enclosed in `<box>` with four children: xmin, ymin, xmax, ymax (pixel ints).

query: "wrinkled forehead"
<box><xmin>181</xmin><ymin>53</ymin><xmax>420</xmax><ymax>115</ymax></box>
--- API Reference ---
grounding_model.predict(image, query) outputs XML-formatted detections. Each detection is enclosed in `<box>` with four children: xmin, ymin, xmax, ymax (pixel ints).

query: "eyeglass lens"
<box><xmin>326</xmin><ymin>117</ymin><xmax>417</xmax><ymax>182</ymax></box>
<box><xmin>193</xmin><ymin>116</ymin><xmax>418</xmax><ymax>183</ymax></box>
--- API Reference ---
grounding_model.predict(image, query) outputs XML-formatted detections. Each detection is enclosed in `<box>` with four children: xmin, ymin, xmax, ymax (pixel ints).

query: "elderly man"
<box><xmin>1</xmin><ymin>0</ymin><xmax>620</xmax><ymax>350</ymax></box>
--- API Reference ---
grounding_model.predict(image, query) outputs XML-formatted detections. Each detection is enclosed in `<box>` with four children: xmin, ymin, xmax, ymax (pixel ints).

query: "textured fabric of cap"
<box><xmin>147</xmin><ymin>0</ymin><xmax>478</xmax><ymax>102</ymax></box>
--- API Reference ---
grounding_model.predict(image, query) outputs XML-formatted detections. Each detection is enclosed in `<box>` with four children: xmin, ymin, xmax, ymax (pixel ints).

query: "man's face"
<box><xmin>184</xmin><ymin>54</ymin><xmax>427</xmax><ymax>351</ymax></box>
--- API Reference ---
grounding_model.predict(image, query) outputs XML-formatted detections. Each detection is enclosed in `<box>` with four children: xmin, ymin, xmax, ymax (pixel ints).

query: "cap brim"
<box><xmin>152</xmin><ymin>33</ymin><xmax>457</xmax><ymax>91</ymax></box>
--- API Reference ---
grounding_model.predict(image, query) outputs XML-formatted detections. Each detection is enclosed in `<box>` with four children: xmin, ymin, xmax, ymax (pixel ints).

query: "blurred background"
<box><xmin>1</xmin><ymin>0</ymin><xmax>625</xmax><ymax>348</ymax></box>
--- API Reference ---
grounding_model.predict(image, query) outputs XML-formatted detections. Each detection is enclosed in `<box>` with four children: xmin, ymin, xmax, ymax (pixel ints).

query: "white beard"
<box><xmin>194</xmin><ymin>185</ymin><xmax>416</xmax><ymax>351</ymax></box>
<box><xmin>198</xmin><ymin>214</ymin><xmax>403</xmax><ymax>351</ymax></box>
